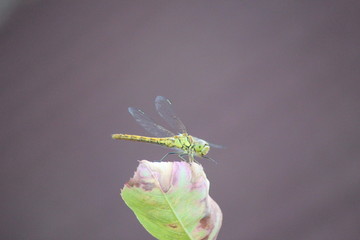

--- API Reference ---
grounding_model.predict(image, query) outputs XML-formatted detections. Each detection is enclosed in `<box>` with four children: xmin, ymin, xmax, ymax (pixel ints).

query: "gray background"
<box><xmin>1</xmin><ymin>1</ymin><xmax>359</xmax><ymax>239</ymax></box>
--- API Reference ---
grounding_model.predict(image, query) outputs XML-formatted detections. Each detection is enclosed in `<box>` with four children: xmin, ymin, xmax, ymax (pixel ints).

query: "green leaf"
<box><xmin>121</xmin><ymin>160</ymin><xmax>222</xmax><ymax>240</ymax></box>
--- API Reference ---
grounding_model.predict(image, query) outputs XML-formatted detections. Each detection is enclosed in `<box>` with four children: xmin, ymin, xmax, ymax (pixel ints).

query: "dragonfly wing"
<box><xmin>128</xmin><ymin>107</ymin><xmax>174</xmax><ymax>138</ymax></box>
<box><xmin>155</xmin><ymin>96</ymin><xmax>187</xmax><ymax>134</ymax></box>
<box><xmin>209</xmin><ymin>142</ymin><xmax>226</xmax><ymax>149</ymax></box>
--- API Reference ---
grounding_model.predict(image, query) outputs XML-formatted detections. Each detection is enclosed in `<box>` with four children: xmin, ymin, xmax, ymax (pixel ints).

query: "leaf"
<box><xmin>121</xmin><ymin>160</ymin><xmax>222</xmax><ymax>240</ymax></box>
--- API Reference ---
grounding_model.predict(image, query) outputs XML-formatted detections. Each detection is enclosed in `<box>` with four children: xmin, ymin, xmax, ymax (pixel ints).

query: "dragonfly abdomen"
<box><xmin>112</xmin><ymin>134</ymin><xmax>177</xmax><ymax>148</ymax></box>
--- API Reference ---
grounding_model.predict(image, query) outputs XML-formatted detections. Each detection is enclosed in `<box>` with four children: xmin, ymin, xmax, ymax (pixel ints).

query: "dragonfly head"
<box><xmin>193</xmin><ymin>137</ymin><xmax>210</xmax><ymax>157</ymax></box>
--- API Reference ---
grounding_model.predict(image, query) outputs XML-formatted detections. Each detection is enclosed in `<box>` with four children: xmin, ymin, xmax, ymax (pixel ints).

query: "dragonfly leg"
<box><xmin>159</xmin><ymin>152</ymin><xmax>177</xmax><ymax>162</ymax></box>
<box><xmin>178</xmin><ymin>153</ymin><xmax>199</xmax><ymax>164</ymax></box>
<box><xmin>189</xmin><ymin>155</ymin><xmax>200</xmax><ymax>164</ymax></box>
<box><xmin>178</xmin><ymin>153</ymin><xmax>189</xmax><ymax>162</ymax></box>
<box><xmin>203</xmin><ymin>156</ymin><xmax>218</xmax><ymax>164</ymax></box>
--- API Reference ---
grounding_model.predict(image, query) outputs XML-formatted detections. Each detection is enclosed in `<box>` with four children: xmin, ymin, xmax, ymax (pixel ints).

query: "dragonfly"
<box><xmin>112</xmin><ymin>96</ymin><xmax>222</xmax><ymax>163</ymax></box>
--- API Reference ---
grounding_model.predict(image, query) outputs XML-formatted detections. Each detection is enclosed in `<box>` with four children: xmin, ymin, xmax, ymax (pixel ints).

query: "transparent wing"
<box><xmin>155</xmin><ymin>96</ymin><xmax>187</xmax><ymax>134</ymax></box>
<box><xmin>208</xmin><ymin>142</ymin><xmax>226</xmax><ymax>149</ymax></box>
<box><xmin>128</xmin><ymin>107</ymin><xmax>175</xmax><ymax>138</ymax></box>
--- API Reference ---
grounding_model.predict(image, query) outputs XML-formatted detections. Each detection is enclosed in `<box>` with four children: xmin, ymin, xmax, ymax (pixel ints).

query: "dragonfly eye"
<box><xmin>201</xmin><ymin>144</ymin><xmax>210</xmax><ymax>156</ymax></box>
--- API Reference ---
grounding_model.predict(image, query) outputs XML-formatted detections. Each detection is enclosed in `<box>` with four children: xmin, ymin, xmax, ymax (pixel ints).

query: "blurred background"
<box><xmin>1</xmin><ymin>1</ymin><xmax>359</xmax><ymax>239</ymax></box>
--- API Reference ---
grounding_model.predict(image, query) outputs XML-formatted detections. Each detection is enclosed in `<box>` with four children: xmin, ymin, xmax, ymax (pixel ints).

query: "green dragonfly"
<box><xmin>112</xmin><ymin>96</ymin><xmax>222</xmax><ymax>163</ymax></box>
